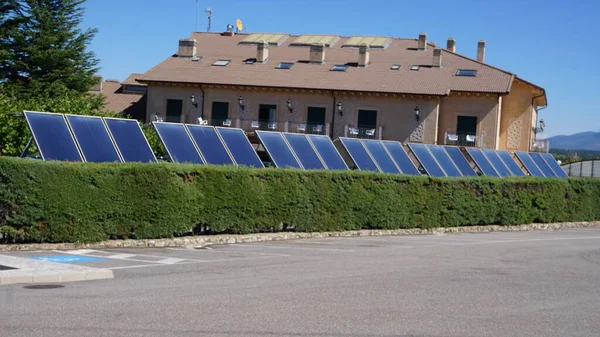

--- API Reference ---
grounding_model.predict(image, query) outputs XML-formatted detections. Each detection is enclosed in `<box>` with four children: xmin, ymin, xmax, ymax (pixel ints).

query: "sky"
<box><xmin>82</xmin><ymin>0</ymin><xmax>600</xmax><ymax>138</ymax></box>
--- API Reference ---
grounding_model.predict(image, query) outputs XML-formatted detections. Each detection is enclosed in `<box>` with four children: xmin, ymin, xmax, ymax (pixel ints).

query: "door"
<box><xmin>166</xmin><ymin>99</ymin><xmax>183</xmax><ymax>123</ymax></box>
<box><xmin>307</xmin><ymin>107</ymin><xmax>326</xmax><ymax>134</ymax></box>
<box><xmin>357</xmin><ymin>109</ymin><xmax>377</xmax><ymax>138</ymax></box>
<box><xmin>211</xmin><ymin>102</ymin><xmax>229</xmax><ymax>126</ymax></box>
<box><xmin>258</xmin><ymin>104</ymin><xmax>277</xmax><ymax>130</ymax></box>
<box><xmin>456</xmin><ymin>116</ymin><xmax>477</xmax><ymax>146</ymax></box>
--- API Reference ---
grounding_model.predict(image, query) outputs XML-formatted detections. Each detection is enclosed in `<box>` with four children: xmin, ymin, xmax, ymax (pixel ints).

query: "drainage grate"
<box><xmin>23</xmin><ymin>284</ymin><xmax>65</xmax><ymax>290</ymax></box>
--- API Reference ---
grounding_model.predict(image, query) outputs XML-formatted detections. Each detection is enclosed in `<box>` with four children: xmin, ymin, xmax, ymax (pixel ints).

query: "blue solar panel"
<box><xmin>339</xmin><ymin>138</ymin><xmax>380</xmax><ymax>172</ymax></box>
<box><xmin>427</xmin><ymin>145</ymin><xmax>462</xmax><ymax>177</ymax></box>
<box><xmin>496</xmin><ymin>151</ymin><xmax>526</xmax><ymax>177</ymax></box>
<box><xmin>24</xmin><ymin>111</ymin><xmax>82</xmax><ymax>162</ymax></box>
<box><xmin>283</xmin><ymin>133</ymin><xmax>325</xmax><ymax>170</ymax></box>
<box><xmin>307</xmin><ymin>135</ymin><xmax>348</xmax><ymax>170</ymax></box>
<box><xmin>186</xmin><ymin>125</ymin><xmax>234</xmax><ymax>166</ymax></box>
<box><xmin>540</xmin><ymin>153</ymin><xmax>569</xmax><ymax>178</ymax></box>
<box><xmin>153</xmin><ymin>122</ymin><xmax>204</xmax><ymax>164</ymax></box>
<box><xmin>408</xmin><ymin>143</ymin><xmax>446</xmax><ymax>177</ymax></box>
<box><xmin>256</xmin><ymin>131</ymin><xmax>302</xmax><ymax>169</ymax></box>
<box><xmin>104</xmin><ymin>118</ymin><xmax>157</xmax><ymax>163</ymax></box>
<box><xmin>381</xmin><ymin>141</ymin><xmax>420</xmax><ymax>175</ymax></box>
<box><xmin>361</xmin><ymin>140</ymin><xmax>400</xmax><ymax>174</ymax></box>
<box><xmin>465</xmin><ymin>148</ymin><xmax>499</xmax><ymax>177</ymax></box>
<box><xmin>442</xmin><ymin>147</ymin><xmax>477</xmax><ymax>177</ymax></box>
<box><xmin>65</xmin><ymin>115</ymin><xmax>121</xmax><ymax>163</ymax></box>
<box><xmin>216</xmin><ymin>127</ymin><xmax>264</xmax><ymax>168</ymax></box>
<box><xmin>514</xmin><ymin>152</ymin><xmax>544</xmax><ymax>177</ymax></box>
<box><xmin>529</xmin><ymin>152</ymin><xmax>558</xmax><ymax>177</ymax></box>
<box><xmin>481</xmin><ymin>149</ymin><xmax>513</xmax><ymax>177</ymax></box>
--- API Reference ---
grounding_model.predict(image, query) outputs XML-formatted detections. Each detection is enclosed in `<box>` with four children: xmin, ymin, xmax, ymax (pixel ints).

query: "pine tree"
<box><xmin>0</xmin><ymin>0</ymin><xmax>23</xmax><ymax>83</ymax></box>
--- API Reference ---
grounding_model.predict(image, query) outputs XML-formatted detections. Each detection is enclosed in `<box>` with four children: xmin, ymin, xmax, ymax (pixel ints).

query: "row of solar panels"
<box><xmin>22</xmin><ymin>111</ymin><xmax>567</xmax><ymax>178</ymax></box>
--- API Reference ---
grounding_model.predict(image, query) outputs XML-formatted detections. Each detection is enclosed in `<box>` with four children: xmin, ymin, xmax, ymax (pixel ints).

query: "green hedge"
<box><xmin>1</xmin><ymin>156</ymin><xmax>599</xmax><ymax>243</ymax></box>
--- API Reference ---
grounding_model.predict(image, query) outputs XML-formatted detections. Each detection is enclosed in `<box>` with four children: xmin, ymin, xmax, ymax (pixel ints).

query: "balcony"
<box><xmin>344</xmin><ymin>126</ymin><xmax>380</xmax><ymax>139</ymax></box>
<box><xmin>444</xmin><ymin>131</ymin><xmax>477</xmax><ymax>147</ymax></box>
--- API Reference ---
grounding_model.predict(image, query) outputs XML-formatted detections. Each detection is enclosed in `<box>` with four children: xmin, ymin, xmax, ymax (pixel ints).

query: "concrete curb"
<box><xmin>1</xmin><ymin>221</ymin><xmax>599</xmax><ymax>252</ymax></box>
<box><xmin>0</xmin><ymin>255</ymin><xmax>114</xmax><ymax>285</ymax></box>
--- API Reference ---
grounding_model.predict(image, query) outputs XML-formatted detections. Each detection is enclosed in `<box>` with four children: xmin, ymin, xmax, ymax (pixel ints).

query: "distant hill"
<box><xmin>545</xmin><ymin>132</ymin><xmax>600</xmax><ymax>151</ymax></box>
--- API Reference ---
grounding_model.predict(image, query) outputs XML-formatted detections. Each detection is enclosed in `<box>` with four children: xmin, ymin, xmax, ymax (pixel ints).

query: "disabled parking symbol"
<box><xmin>28</xmin><ymin>255</ymin><xmax>106</xmax><ymax>263</ymax></box>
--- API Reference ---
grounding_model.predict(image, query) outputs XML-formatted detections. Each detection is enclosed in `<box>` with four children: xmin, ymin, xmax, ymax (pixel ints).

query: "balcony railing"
<box><xmin>345</xmin><ymin>126</ymin><xmax>379</xmax><ymax>139</ymax></box>
<box><xmin>445</xmin><ymin>131</ymin><xmax>477</xmax><ymax>147</ymax></box>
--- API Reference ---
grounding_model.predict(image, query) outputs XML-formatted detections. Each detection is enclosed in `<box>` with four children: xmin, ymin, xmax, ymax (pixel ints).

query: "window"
<box><xmin>275</xmin><ymin>62</ymin><xmax>294</xmax><ymax>69</ymax></box>
<box><xmin>307</xmin><ymin>107</ymin><xmax>326</xmax><ymax>134</ymax></box>
<box><xmin>357</xmin><ymin>109</ymin><xmax>377</xmax><ymax>138</ymax></box>
<box><xmin>211</xmin><ymin>102</ymin><xmax>229</xmax><ymax>126</ymax></box>
<box><xmin>165</xmin><ymin>99</ymin><xmax>183</xmax><ymax>123</ymax></box>
<box><xmin>390</xmin><ymin>64</ymin><xmax>401</xmax><ymax>70</ymax></box>
<box><xmin>330</xmin><ymin>64</ymin><xmax>349</xmax><ymax>72</ymax></box>
<box><xmin>244</xmin><ymin>58</ymin><xmax>257</xmax><ymax>64</ymax></box>
<box><xmin>410</xmin><ymin>65</ymin><xmax>420</xmax><ymax>71</ymax></box>
<box><xmin>212</xmin><ymin>60</ymin><xmax>231</xmax><ymax>66</ymax></box>
<box><xmin>456</xmin><ymin>69</ymin><xmax>477</xmax><ymax>76</ymax></box>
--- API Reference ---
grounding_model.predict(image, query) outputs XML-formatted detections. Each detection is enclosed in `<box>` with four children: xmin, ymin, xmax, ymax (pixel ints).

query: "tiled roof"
<box><xmin>122</xmin><ymin>73</ymin><xmax>147</xmax><ymax>87</ymax></box>
<box><xmin>91</xmin><ymin>80</ymin><xmax>146</xmax><ymax>120</ymax></box>
<box><xmin>139</xmin><ymin>32</ymin><xmax>542</xmax><ymax>97</ymax></box>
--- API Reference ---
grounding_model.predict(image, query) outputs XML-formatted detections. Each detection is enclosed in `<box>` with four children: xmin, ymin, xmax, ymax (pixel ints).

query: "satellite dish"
<box><xmin>236</xmin><ymin>19</ymin><xmax>243</xmax><ymax>32</ymax></box>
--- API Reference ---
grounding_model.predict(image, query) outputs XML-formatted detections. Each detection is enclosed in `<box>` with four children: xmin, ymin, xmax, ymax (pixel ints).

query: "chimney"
<box><xmin>418</xmin><ymin>33</ymin><xmax>427</xmax><ymax>51</ymax></box>
<box><xmin>432</xmin><ymin>48</ymin><xmax>442</xmax><ymax>67</ymax></box>
<box><xmin>358</xmin><ymin>43</ymin><xmax>370</xmax><ymax>67</ymax></box>
<box><xmin>447</xmin><ymin>38</ymin><xmax>456</xmax><ymax>53</ymax></box>
<box><xmin>256</xmin><ymin>40</ymin><xmax>269</xmax><ymax>63</ymax></box>
<box><xmin>309</xmin><ymin>43</ymin><xmax>325</xmax><ymax>64</ymax></box>
<box><xmin>178</xmin><ymin>38</ymin><xmax>197</xmax><ymax>58</ymax></box>
<box><xmin>477</xmin><ymin>40</ymin><xmax>485</xmax><ymax>63</ymax></box>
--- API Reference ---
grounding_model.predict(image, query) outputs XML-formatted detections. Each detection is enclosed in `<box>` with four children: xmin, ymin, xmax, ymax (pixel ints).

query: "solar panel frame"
<box><xmin>540</xmin><ymin>153</ymin><xmax>569</xmax><ymax>178</ymax></box>
<box><xmin>496</xmin><ymin>150</ymin><xmax>526</xmax><ymax>177</ymax></box>
<box><xmin>427</xmin><ymin>145</ymin><xmax>463</xmax><ymax>177</ymax></box>
<box><xmin>407</xmin><ymin>143</ymin><xmax>446</xmax><ymax>177</ymax></box>
<box><xmin>23</xmin><ymin>111</ymin><xmax>83</xmax><ymax>162</ymax></box>
<box><xmin>514</xmin><ymin>152</ymin><xmax>545</xmax><ymax>177</ymax></box>
<box><xmin>64</xmin><ymin>114</ymin><xmax>122</xmax><ymax>163</ymax></box>
<box><xmin>481</xmin><ymin>149</ymin><xmax>513</xmax><ymax>177</ymax></box>
<box><xmin>104</xmin><ymin>117</ymin><xmax>157</xmax><ymax>163</ymax></box>
<box><xmin>442</xmin><ymin>146</ymin><xmax>478</xmax><ymax>177</ymax></box>
<box><xmin>360</xmin><ymin>140</ymin><xmax>401</xmax><ymax>174</ymax></box>
<box><xmin>255</xmin><ymin>130</ymin><xmax>303</xmax><ymax>169</ymax></box>
<box><xmin>282</xmin><ymin>133</ymin><xmax>326</xmax><ymax>170</ymax></box>
<box><xmin>306</xmin><ymin>135</ymin><xmax>349</xmax><ymax>170</ymax></box>
<box><xmin>185</xmin><ymin>124</ymin><xmax>235</xmax><ymax>166</ymax></box>
<box><xmin>465</xmin><ymin>148</ymin><xmax>500</xmax><ymax>177</ymax></box>
<box><xmin>529</xmin><ymin>152</ymin><xmax>558</xmax><ymax>177</ymax></box>
<box><xmin>381</xmin><ymin>141</ymin><xmax>421</xmax><ymax>175</ymax></box>
<box><xmin>215</xmin><ymin>127</ymin><xmax>264</xmax><ymax>168</ymax></box>
<box><xmin>152</xmin><ymin>122</ymin><xmax>205</xmax><ymax>164</ymax></box>
<box><xmin>338</xmin><ymin>137</ymin><xmax>381</xmax><ymax>172</ymax></box>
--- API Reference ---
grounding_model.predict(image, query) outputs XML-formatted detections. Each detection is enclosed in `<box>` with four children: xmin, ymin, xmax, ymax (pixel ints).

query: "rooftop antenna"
<box><xmin>205</xmin><ymin>7</ymin><xmax>213</xmax><ymax>32</ymax></box>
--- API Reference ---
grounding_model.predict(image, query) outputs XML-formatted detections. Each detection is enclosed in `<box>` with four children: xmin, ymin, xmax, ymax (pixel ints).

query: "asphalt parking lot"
<box><xmin>1</xmin><ymin>227</ymin><xmax>600</xmax><ymax>337</ymax></box>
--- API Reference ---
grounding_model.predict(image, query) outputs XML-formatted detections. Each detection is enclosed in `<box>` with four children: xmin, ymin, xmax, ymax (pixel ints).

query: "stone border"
<box><xmin>1</xmin><ymin>221</ymin><xmax>599</xmax><ymax>252</ymax></box>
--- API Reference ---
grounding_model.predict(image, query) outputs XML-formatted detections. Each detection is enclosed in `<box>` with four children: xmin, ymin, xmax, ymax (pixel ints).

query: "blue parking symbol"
<box><xmin>29</xmin><ymin>256</ymin><xmax>106</xmax><ymax>263</ymax></box>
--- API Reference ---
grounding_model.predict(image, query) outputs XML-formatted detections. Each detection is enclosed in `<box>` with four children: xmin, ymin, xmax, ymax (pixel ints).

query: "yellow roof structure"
<box><xmin>239</xmin><ymin>33</ymin><xmax>289</xmax><ymax>46</ymax></box>
<box><xmin>342</xmin><ymin>36</ymin><xmax>392</xmax><ymax>49</ymax></box>
<box><xmin>290</xmin><ymin>35</ymin><xmax>340</xmax><ymax>47</ymax></box>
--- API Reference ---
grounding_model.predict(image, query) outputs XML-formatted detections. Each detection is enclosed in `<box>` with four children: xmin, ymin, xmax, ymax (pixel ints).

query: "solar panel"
<box><xmin>65</xmin><ymin>115</ymin><xmax>121</xmax><ymax>163</ymax></box>
<box><xmin>216</xmin><ymin>127</ymin><xmax>264</xmax><ymax>168</ymax></box>
<box><xmin>381</xmin><ymin>141</ymin><xmax>420</xmax><ymax>175</ymax></box>
<box><xmin>481</xmin><ymin>149</ymin><xmax>513</xmax><ymax>177</ymax></box>
<box><xmin>465</xmin><ymin>148</ymin><xmax>499</xmax><ymax>177</ymax></box>
<box><xmin>407</xmin><ymin>143</ymin><xmax>446</xmax><ymax>177</ymax></box>
<box><xmin>529</xmin><ymin>152</ymin><xmax>558</xmax><ymax>177</ymax></box>
<box><xmin>283</xmin><ymin>133</ymin><xmax>325</xmax><ymax>170</ymax></box>
<box><xmin>442</xmin><ymin>147</ymin><xmax>477</xmax><ymax>177</ymax></box>
<box><xmin>186</xmin><ymin>125</ymin><xmax>234</xmax><ymax>166</ymax></box>
<box><xmin>306</xmin><ymin>135</ymin><xmax>348</xmax><ymax>170</ymax></box>
<box><xmin>361</xmin><ymin>140</ymin><xmax>400</xmax><ymax>174</ymax></box>
<box><xmin>23</xmin><ymin>111</ymin><xmax>82</xmax><ymax>162</ymax></box>
<box><xmin>514</xmin><ymin>152</ymin><xmax>545</xmax><ymax>177</ymax></box>
<box><xmin>540</xmin><ymin>153</ymin><xmax>569</xmax><ymax>178</ymax></box>
<box><xmin>255</xmin><ymin>131</ymin><xmax>302</xmax><ymax>169</ymax></box>
<box><xmin>104</xmin><ymin>118</ymin><xmax>157</xmax><ymax>163</ymax></box>
<box><xmin>153</xmin><ymin>122</ymin><xmax>204</xmax><ymax>164</ymax></box>
<box><xmin>339</xmin><ymin>138</ymin><xmax>380</xmax><ymax>172</ymax></box>
<box><xmin>496</xmin><ymin>151</ymin><xmax>526</xmax><ymax>177</ymax></box>
<box><xmin>427</xmin><ymin>145</ymin><xmax>462</xmax><ymax>177</ymax></box>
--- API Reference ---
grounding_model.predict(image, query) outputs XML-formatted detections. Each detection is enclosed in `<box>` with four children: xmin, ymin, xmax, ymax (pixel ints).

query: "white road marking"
<box><xmin>237</xmin><ymin>244</ymin><xmax>355</xmax><ymax>252</ymax></box>
<box><xmin>62</xmin><ymin>249</ymin><xmax>98</xmax><ymax>255</ymax></box>
<box><xmin>156</xmin><ymin>258</ymin><xmax>185</xmax><ymax>265</ymax></box>
<box><xmin>106</xmin><ymin>255</ymin><xmax>289</xmax><ymax>270</ymax></box>
<box><xmin>106</xmin><ymin>254</ymin><xmax>136</xmax><ymax>259</ymax></box>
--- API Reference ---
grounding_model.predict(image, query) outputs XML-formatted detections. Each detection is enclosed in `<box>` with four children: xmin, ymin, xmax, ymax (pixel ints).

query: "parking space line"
<box><xmin>106</xmin><ymin>254</ymin><xmax>136</xmax><ymax>259</ymax></box>
<box><xmin>237</xmin><ymin>244</ymin><xmax>356</xmax><ymax>252</ymax></box>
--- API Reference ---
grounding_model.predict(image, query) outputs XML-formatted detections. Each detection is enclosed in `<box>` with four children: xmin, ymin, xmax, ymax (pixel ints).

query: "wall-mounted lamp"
<box><xmin>190</xmin><ymin>94</ymin><xmax>198</xmax><ymax>108</ymax></box>
<box><xmin>287</xmin><ymin>99</ymin><xmax>293</xmax><ymax>113</ymax></box>
<box><xmin>337</xmin><ymin>102</ymin><xmax>343</xmax><ymax>116</ymax></box>
<box><xmin>238</xmin><ymin>96</ymin><xmax>245</xmax><ymax>111</ymax></box>
<box><xmin>414</xmin><ymin>106</ymin><xmax>420</xmax><ymax>122</ymax></box>
<box><xmin>539</xmin><ymin>119</ymin><xmax>545</xmax><ymax>132</ymax></box>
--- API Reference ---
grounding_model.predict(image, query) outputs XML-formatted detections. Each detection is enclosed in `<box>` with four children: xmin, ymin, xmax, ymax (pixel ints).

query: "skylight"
<box><xmin>275</xmin><ymin>62</ymin><xmax>294</xmax><ymax>69</ymax></box>
<box><xmin>410</xmin><ymin>65</ymin><xmax>420</xmax><ymax>71</ymax></box>
<box><xmin>330</xmin><ymin>64</ymin><xmax>349</xmax><ymax>72</ymax></box>
<box><xmin>245</xmin><ymin>58</ymin><xmax>257</xmax><ymax>64</ymax></box>
<box><xmin>390</xmin><ymin>64</ymin><xmax>401</xmax><ymax>70</ymax></box>
<box><xmin>212</xmin><ymin>60</ymin><xmax>231</xmax><ymax>66</ymax></box>
<box><xmin>456</xmin><ymin>69</ymin><xmax>477</xmax><ymax>76</ymax></box>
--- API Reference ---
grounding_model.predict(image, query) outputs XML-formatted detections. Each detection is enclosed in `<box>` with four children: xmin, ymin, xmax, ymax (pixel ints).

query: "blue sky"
<box><xmin>83</xmin><ymin>0</ymin><xmax>600</xmax><ymax>138</ymax></box>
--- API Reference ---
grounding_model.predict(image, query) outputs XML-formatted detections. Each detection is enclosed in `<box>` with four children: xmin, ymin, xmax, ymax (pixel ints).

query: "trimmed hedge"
<box><xmin>1</xmin><ymin>156</ymin><xmax>599</xmax><ymax>243</ymax></box>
